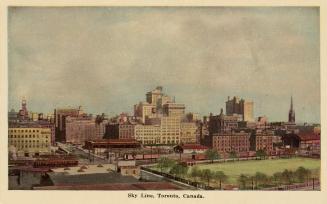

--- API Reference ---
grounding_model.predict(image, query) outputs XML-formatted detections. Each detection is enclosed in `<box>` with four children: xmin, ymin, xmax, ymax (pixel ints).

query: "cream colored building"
<box><xmin>8</xmin><ymin>127</ymin><xmax>51</xmax><ymax>157</ymax></box>
<box><xmin>119</xmin><ymin>122</ymin><xmax>136</xmax><ymax>139</ymax></box>
<box><xmin>134</xmin><ymin>102</ymin><xmax>156</xmax><ymax>123</ymax></box>
<box><xmin>243</xmin><ymin>101</ymin><xmax>254</xmax><ymax>122</ymax></box>
<box><xmin>163</xmin><ymin>103</ymin><xmax>185</xmax><ymax>118</ymax></box>
<box><xmin>134</xmin><ymin>124</ymin><xmax>161</xmax><ymax>144</ymax></box>
<box><xmin>180</xmin><ymin>122</ymin><xmax>197</xmax><ymax>144</ymax></box>
<box><xmin>28</xmin><ymin>112</ymin><xmax>39</xmax><ymax>121</ymax></box>
<box><xmin>160</xmin><ymin>116</ymin><xmax>181</xmax><ymax>144</ymax></box>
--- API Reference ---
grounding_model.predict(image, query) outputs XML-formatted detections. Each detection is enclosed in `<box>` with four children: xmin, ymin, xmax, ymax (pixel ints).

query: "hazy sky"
<box><xmin>8</xmin><ymin>7</ymin><xmax>320</xmax><ymax>123</ymax></box>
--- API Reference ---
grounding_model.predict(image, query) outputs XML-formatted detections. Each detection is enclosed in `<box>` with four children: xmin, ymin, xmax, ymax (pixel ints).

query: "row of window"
<box><xmin>9</xmin><ymin>129</ymin><xmax>40</xmax><ymax>133</ymax></box>
<box><xmin>9</xmin><ymin>135</ymin><xmax>49</xmax><ymax>139</ymax></box>
<box><xmin>10</xmin><ymin>140</ymin><xmax>48</xmax><ymax>143</ymax></box>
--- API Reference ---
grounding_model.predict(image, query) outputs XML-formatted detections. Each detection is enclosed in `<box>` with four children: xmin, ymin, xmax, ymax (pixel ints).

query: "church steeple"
<box><xmin>288</xmin><ymin>96</ymin><xmax>295</xmax><ymax>123</ymax></box>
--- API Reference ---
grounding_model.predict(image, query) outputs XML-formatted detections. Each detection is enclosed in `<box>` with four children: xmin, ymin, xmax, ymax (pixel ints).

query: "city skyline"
<box><xmin>8</xmin><ymin>7</ymin><xmax>320</xmax><ymax>123</ymax></box>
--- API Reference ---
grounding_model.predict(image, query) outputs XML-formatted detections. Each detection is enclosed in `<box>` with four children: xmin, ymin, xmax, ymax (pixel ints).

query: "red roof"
<box><xmin>298</xmin><ymin>133</ymin><xmax>320</xmax><ymax>141</ymax></box>
<box><xmin>181</xmin><ymin>144</ymin><xmax>208</xmax><ymax>150</ymax></box>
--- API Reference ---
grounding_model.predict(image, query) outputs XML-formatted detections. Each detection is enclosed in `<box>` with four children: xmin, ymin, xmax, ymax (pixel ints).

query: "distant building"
<box><xmin>298</xmin><ymin>133</ymin><xmax>320</xmax><ymax>157</ymax></box>
<box><xmin>146</xmin><ymin>86</ymin><xmax>172</xmax><ymax>110</ymax></box>
<box><xmin>9</xmin><ymin>121</ymin><xmax>55</xmax><ymax>145</ymax></box>
<box><xmin>18</xmin><ymin>98</ymin><xmax>29</xmax><ymax>121</ymax></box>
<box><xmin>180</xmin><ymin>122</ymin><xmax>197</xmax><ymax>144</ymax></box>
<box><xmin>178</xmin><ymin>144</ymin><xmax>208</xmax><ymax>154</ymax></box>
<box><xmin>95</xmin><ymin>114</ymin><xmax>108</xmax><ymax>139</ymax></box>
<box><xmin>134</xmin><ymin>102</ymin><xmax>156</xmax><ymax>123</ymax></box>
<box><xmin>256</xmin><ymin>116</ymin><xmax>270</xmax><ymax>129</ymax></box>
<box><xmin>288</xmin><ymin>96</ymin><xmax>295</xmax><ymax>123</ymax></box>
<box><xmin>104</xmin><ymin>123</ymin><xmax>119</xmax><ymax>139</ymax></box>
<box><xmin>134</xmin><ymin>124</ymin><xmax>161</xmax><ymax>144</ymax></box>
<box><xmin>119</xmin><ymin>122</ymin><xmax>136</xmax><ymax>140</ymax></box>
<box><xmin>212</xmin><ymin>131</ymin><xmax>251</xmax><ymax>154</ymax></box>
<box><xmin>8</xmin><ymin>127</ymin><xmax>51</xmax><ymax>157</ymax></box>
<box><xmin>131</xmin><ymin>86</ymin><xmax>189</xmax><ymax>145</ymax></box>
<box><xmin>254</xmin><ymin>130</ymin><xmax>274</xmax><ymax>153</ymax></box>
<box><xmin>226</xmin><ymin>96</ymin><xmax>254</xmax><ymax>122</ymax></box>
<box><xmin>8</xmin><ymin>109</ymin><xmax>19</xmax><ymax>123</ymax></box>
<box><xmin>205</xmin><ymin>109</ymin><xmax>240</xmax><ymax>146</ymax></box>
<box><xmin>160</xmin><ymin>116</ymin><xmax>181</xmax><ymax>144</ymax></box>
<box><xmin>185</xmin><ymin>112</ymin><xmax>201</xmax><ymax>122</ymax></box>
<box><xmin>209</xmin><ymin>109</ymin><xmax>240</xmax><ymax>134</ymax></box>
<box><xmin>54</xmin><ymin>107</ymin><xmax>83</xmax><ymax>142</ymax></box>
<box><xmin>65</xmin><ymin>116</ymin><xmax>96</xmax><ymax>145</ymax></box>
<box><xmin>162</xmin><ymin>103</ymin><xmax>185</xmax><ymax>119</ymax></box>
<box><xmin>28</xmin><ymin>112</ymin><xmax>39</xmax><ymax>122</ymax></box>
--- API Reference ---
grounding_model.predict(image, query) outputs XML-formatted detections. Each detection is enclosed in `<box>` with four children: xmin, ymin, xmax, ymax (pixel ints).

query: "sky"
<box><xmin>8</xmin><ymin>7</ymin><xmax>320</xmax><ymax>123</ymax></box>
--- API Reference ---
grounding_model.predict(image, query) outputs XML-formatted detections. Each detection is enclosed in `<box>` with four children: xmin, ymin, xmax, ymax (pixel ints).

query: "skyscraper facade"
<box><xmin>226</xmin><ymin>96</ymin><xmax>254</xmax><ymax>122</ymax></box>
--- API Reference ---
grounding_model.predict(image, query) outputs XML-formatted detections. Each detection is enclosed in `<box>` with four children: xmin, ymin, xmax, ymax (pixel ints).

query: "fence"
<box><xmin>141</xmin><ymin>166</ymin><xmax>215</xmax><ymax>190</ymax></box>
<box><xmin>263</xmin><ymin>180</ymin><xmax>320</xmax><ymax>190</ymax></box>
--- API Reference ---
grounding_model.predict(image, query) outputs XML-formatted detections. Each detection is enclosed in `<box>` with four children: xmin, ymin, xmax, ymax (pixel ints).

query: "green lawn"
<box><xmin>195</xmin><ymin>157</ymin><xmax>320</xmax><ymax>184</ymax></box>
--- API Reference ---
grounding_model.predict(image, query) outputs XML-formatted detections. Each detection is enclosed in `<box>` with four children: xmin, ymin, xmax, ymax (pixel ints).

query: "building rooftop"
<box><xmin>48</xmin><ymin>171</ymin><xmax>139</xmax><ymax>186</ymax></box>
<box><xmin>298</xmin><ymin>133</ymin><xmax>320</xmax><ymax>141</ymax></box>
<box><xmin>51</xmin><ymin>164</ymin><xmax>115</xmax><ymax>175</ymax></box>
<box><xmin>181</xmin><ymin>144</ymin><xmax>208</xmax><ymax>150</ymax></box>
<box><xmin>33</xmin><ymin>182</ymin><xmax>182</xmax><ymax>190</ymax></box>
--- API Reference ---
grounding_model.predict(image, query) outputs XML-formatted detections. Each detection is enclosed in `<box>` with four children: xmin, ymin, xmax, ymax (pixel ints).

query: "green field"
<box><xmin>195</xmin><ymin>157</ymin><xmax>320</xmax><ymax>184</ymax></box>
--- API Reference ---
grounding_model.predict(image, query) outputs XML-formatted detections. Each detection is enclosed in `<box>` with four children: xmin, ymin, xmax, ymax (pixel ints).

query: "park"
<box><xmin>152</xmin><ymin>156</ymin><xmax>320</xmax><ymax>190</ymax></box>
<box><xmin>195</xmin><ymin>157</ymin><xmax>320</xmax><ymax>184</ymax></box>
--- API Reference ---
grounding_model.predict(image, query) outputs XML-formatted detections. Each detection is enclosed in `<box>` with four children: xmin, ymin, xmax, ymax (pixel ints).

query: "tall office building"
<box><xmin>65</xmin><ymin>116</ymin><xmax>96</xmax><ymax>144</ymax></box>
<box><xmin>134</xmin><ymin>102</ymin><xmax>156</xmax><ymax>123</ymax></box>
<box><xmin>146</xmin><ymin>86</ymin><xmax>172</xmax><ymax>107</ymax></box>
<box><xmin>226</xmin><ymin>96</ymin><xmax>254</xmax><ymax>122</ymax></box>
<box><xmin>54</xmin><ymin>106</ymin><xmax>84</xmax><ymax>142</ymax></box>
<box><xmin>162</xmin><ymin>103</ymin><xmax>185</xmax><ymax>118</ymax></box>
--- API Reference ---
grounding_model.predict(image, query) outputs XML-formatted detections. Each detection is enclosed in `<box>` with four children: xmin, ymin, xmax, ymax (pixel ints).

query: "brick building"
<box><xmin>65</xmin><ymin>116</ymin><xmax>96</xmax><ymax>145</ymax></box>
<box><xmin>54</xmin><ymin>107</ymin><xmax>82</xmax><ymax>142</ymax></box>
<box><xmin>119</xmin><ymin>122</ymin><xmax>136</xmax><ymax>139</ymax></box>
<box><xmin>212</xmin><ymin>131</ymin><xmax>250</xmax><ymax>154</ymax></box>
<box><xmin>254</xmin><ymin>130</ymin><xmax>274</xmax><ymax>153</ymax></box>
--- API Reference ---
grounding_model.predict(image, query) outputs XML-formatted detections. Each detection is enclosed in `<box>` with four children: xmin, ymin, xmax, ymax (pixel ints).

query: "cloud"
<box><xmin>8</xmin><ymin>7</ymin><xmax>320</xmax><ymax>123</ymax></box>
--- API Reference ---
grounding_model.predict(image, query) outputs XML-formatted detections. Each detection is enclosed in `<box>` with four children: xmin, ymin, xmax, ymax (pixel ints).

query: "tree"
<box><xmin>174</xmin><ymin>145</ymin><xmax>183</xmax><ymax>162</ymax></box>
<box><xmin>157</xmin><ymin>157</ymin><xmax>176</xmax><ymax>173</ymax></box>
<box><xmin>170</xmin><ymin>163</ymin><xmax>189</xmax><ymax>178</ymax></box>
<box><xmin>238</xmin><ymin>174</ymin><xmax>249</xmax><ymax>189</ymax></box>
<box><xmin>200</xmin><ymin>169</ymin><xmax>214</xmax><ymax>186</ymax></box>
<box><xmin>272</xmin><ymin>172</ymin><xmax>283</xmax><ymax>187</ymax></box>
<box><xmin>205</xmin><ymin>149</ymin><xmax>219</xmax><ymax>163</ymax></box>
<box><xmin>214</xmin><ymin>171</ymin><xmax>227</xmax><ymax>190</ymax></box>
<box><xmin>189</xmin><ymin>166</ymin><xmax>201</xmax><ymax>182</ymax></box>
<box><xmin>256</xmin><ymin>149</ymin><xmax>267</xmax><ymax>160</ymax></box>
<box><xmin>281</xmin><ymin>169</ymin><xmax>295</xmax><ymax>184</ymax></box>
<box><xmin>295</xmin><ymin>166</ymin><xmax>310</xmax><ymax>183</ymax></box>
<box><xmin>254</xmin><ymin>172</ymin><xmax>268</xmax><ymax>188</ymax></box>
<box><xmin>229</xmin><ymin>151</ymin><xmax>238</xmax><ymax>161</ymax></box>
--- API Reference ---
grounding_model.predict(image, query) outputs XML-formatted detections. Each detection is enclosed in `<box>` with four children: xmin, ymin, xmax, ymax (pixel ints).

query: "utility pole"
<box><xmin>312</xmin><ymin>178</ymin><xmax>315</xmax><ymax>190</ymax></box>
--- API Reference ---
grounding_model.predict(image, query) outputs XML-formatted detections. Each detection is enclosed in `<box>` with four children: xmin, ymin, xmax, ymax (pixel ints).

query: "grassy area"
<box><xmin>195</xmin><ymin>157</ymin><xmax>320</xmax><ymax>184</ymax></box>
